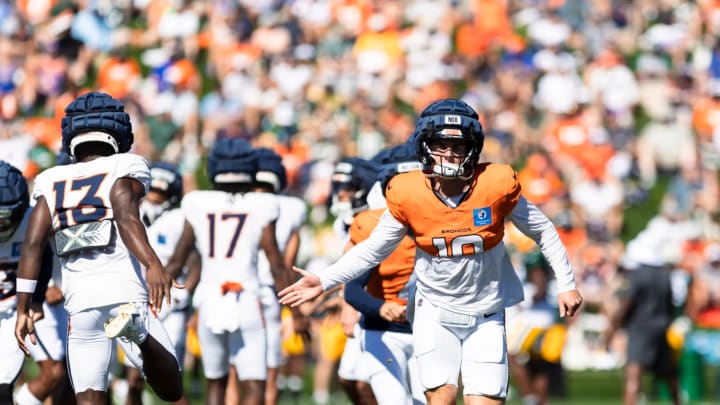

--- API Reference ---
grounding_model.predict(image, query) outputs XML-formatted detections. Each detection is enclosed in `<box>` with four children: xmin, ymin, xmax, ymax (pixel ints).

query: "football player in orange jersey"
<box><xmin>326</xmin><ymin>158</ymin><xmax>378</xmax><ymax>405</ymax></box>
<box><xmin>280</xmin><ymin>98</ymin><xmax>583</xmax><ymax>405</ymax></box>
<box><xmin>343</xmin><ymin>143</ymin><xmax>426</xmax><ymax>405</ymax></box>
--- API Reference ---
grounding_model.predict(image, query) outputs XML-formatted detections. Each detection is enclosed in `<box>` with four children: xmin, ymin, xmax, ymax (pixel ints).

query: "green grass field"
<box><xmin>21</xmin><ymin>356</ymin><xmax>720</xmax><ymax>404</ymax></box>
<box><xmin>132</xmin><ymin>367</ymin><xmax>718</xmax><ymax>405</ymax></box>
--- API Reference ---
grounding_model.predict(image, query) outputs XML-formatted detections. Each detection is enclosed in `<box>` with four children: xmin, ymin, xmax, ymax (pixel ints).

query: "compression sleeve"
<box><xmin>344</xmin><ymin>271</ymin><xmax>384</xmax><ymax>318</ymax></box>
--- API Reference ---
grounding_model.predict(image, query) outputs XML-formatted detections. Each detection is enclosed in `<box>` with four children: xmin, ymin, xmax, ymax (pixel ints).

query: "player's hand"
<box><xmin>558</xmin><ymin>290</ymin><xmax>583</xmax><ymax>318</ymax></box>
<box><xmin>29</xmin><ymin>301</ymin><xmax>44</xmax><ymax>322</ymax></box>
<box><xmin>340</xmin><ymin>302</ymin><xmax>359</xmax><ymax>337</ymax></box>
<box><xmin>15</xmin><ymin>311</ymin><xmax>37</xmax><ymax>357</ymax></box>
<box><xmin>278</xmin><ymin>266</ymin><xmax>323</xmax><ymax>307</ymax></box>
<box><xmin>379</xmin><ymin>302</ymin><xmax>407</xmax><ymax>323</ymax></box>
<box><xmin>45</xmin><ymin>286</ymin><xmax>64</xmax><ymax>305</ymax></box>
<box><xmin>146</xmin><ymin>265</ymin><xmax>184</xmax><ymax>313</ymax></box>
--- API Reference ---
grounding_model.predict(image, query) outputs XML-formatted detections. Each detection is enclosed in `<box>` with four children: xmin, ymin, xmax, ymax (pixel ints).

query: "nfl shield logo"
<box><xmin>473</xmin><ymin>207</ymin><xmax>491</xmax><ymax>226</ymax></box>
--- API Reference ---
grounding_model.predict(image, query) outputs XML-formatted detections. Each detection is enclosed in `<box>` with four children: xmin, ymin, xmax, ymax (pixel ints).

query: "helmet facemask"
<box><xmin>329</xmin><ymin>159</ymin><xmax>377</xmax><ymax>224</ymax></box>
<box><xmin>422</xmin><ymin>129</ymin><xmax>478</xmax><ymax>180</ymax></box>
<box><xmin>330</xmin><ymin>185</ymin><xmax>369</xmax><ymax>219</ymax></box>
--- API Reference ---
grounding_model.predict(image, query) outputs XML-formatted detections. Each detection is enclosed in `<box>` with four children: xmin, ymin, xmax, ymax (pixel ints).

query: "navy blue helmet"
<box><xmin>207</xmin><ymin>138</ymin><xmax>257</xmax><ymax>185</ymax></box>
<box><xmin>61</xmin><ymin>91</ymin><xmax>134</xmax><ymax>157</ymax></box>
<box><xmin>330</xmin><ymin>157</ymin><xmax>378</xmax><ymax>218</ymax></box>
<box><xmin>371</xmin><ymin>143</ymin><xmax>422</xmax><ymax>195</ymax></box>
<box><xmin>0</xmin><ymin>161</ymin><xmax>29</xmax><ymax>241</ymax></box>
<box><xmin>149</xmin><ymin>161</ymin><xmax>183</xmax><ymax>206</ymax></box>
<box><xmin>254</xmin><ymin>148</ymin><xmax>288</xmax><ymax>193</ymax></box>
<box><xmin>410</xmin><ymin>98</ymin><xmax>484</xmax><ymax>179</ymax></box>
<box><xmin>55</xmin><ymin>151</ymin><xmax>73</xmax><ymax>166</ymax></box>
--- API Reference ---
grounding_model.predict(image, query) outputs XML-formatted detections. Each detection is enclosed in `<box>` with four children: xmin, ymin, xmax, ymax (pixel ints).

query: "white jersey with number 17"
<box><xmin>181</xmin><ymin>190</ymin><xmax>279</xmax><ymax>307</ymax></box>
<box><xmin>31</xmin><ymin>153</ymin><xmax>151</xmax><ymax>316</ymax></box>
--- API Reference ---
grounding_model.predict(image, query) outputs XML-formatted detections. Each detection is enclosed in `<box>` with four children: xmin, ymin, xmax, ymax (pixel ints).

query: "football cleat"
<box><xmin>104</xmin><ymin>303</ymin><xmax>147</xmax><ymax>344</ymax></box>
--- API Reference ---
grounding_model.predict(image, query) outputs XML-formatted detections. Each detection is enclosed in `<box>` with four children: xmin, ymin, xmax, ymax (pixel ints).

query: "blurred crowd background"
<box><xmin>4</xmin><ymin>0</ymin><xmax>720</xmax><ymax>402</ymax></box>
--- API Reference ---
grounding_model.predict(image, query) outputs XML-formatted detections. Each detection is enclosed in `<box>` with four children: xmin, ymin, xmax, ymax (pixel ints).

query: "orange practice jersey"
<box><xmin>349</xmin><ymin>209</ymin><xmax>416</xmax><ymax>306</ymax></box>
<box><xmin>386</xmin><ymin>163</ymin><xmax>521</xmax><ymax>258</ymax></box>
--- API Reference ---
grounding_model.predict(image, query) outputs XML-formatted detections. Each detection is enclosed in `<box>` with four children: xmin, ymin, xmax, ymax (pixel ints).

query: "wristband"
<box><xmin>16</xmin><ymin>278</ymin><xmax>38</xmax><ymax>294</ymax></box>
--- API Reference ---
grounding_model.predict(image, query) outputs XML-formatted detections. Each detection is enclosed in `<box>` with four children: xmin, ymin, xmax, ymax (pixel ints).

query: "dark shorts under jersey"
<box><xmin>626</xmin><ymin>328</ymin><xmax>677</xmax><ymax>377</ymax></box>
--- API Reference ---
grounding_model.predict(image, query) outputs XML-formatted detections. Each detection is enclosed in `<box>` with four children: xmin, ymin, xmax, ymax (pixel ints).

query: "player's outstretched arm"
<box><xmin>15</xmin><ymin>197</ymin><xmax>52</xmax><ymax>356</ymax></box>
<box><xmin>111</xmin><ymin>178</ymin><xmax>181</xmax><ymax>313</ymax></box>
<box><xmin>278</xmin><ymin>267</ymin><xmax>323</xmax><ymax>307</ymax></box>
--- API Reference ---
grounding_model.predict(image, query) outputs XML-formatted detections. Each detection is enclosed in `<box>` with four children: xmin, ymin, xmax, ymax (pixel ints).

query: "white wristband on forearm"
<box><xmin>16</xmin><ymin>278</ymin><xmax>37</xmax><ymax>294</ymax></box>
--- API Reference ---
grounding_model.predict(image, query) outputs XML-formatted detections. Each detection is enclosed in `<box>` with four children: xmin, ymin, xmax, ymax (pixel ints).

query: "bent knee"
<box><xmin>425</xmin><ymin>383</ymin><xmax>458</xmax><ymax>403</ymax></box>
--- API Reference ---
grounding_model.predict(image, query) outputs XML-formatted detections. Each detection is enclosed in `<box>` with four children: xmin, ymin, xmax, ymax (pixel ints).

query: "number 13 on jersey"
<box><xmin>52</xmin><ymin>173</ymin><xmax>109</xmax><ymax>228</ymax></box>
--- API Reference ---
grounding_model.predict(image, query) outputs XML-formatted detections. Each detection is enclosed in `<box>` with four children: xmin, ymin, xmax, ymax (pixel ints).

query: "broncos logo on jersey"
<box><xmin>386</xmin><ymin>162</ymin><xmax>520</xmax><ymax>257</ymax></box>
